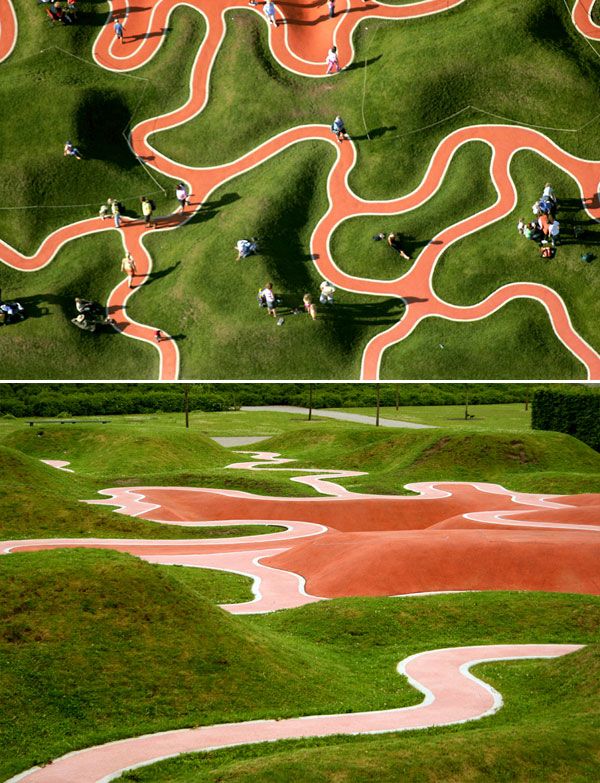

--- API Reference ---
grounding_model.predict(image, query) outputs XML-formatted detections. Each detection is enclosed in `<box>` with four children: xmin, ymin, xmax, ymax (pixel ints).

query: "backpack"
<box><xmin>149</xmin><ymin>200</ymin><xmax>156</xmax><ymax>211</ymax></box>
<box><xmin>540</xmin><ymin>246</ymin><xmax>555</xmax><ymax>259</ymax></box>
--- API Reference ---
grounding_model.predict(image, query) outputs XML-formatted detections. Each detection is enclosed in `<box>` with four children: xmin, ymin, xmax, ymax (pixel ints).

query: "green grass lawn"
<box><xmin>0</xmin><ymin>0</ymin><xmax>598</xmax><ymax>378</ymax></box>
<box><xmin>336</xmin><ymin>403</ymin><xmax>533</xmax><ymax>431</ymax></box>
<box><xmin>0</xmin><ymin>549</ymin><xmax>597</xmax><ymax>780</ymax></box>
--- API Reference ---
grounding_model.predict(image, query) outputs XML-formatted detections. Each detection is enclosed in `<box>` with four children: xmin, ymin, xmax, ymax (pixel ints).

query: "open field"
<box><xmin>0</xmin><ymin>0</ymin><xmax>598</xmax><ymax>379</ymax></box>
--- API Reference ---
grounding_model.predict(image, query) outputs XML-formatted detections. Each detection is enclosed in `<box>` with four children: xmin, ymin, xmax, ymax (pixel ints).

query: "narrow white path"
<box><xmin>240</xmin><ymin>406</ymin><xmax>434</xmax><ymax>429</ymax></box>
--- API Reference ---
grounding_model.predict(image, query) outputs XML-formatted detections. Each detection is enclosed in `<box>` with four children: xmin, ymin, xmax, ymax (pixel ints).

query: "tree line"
<box><xmin>0</xmin><ymin>383</ymin><xmax>555</xmax><ymax>419</ymax></box>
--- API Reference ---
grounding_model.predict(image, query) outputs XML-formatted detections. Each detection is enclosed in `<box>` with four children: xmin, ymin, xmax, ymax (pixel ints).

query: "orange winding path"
<box><xmin>0</xmin><ymin>0</ymin><xmax>598</xmax><ymax>378</ymax></box>
<box><xmin>4</xmin><ymin>453</ymin><xmax>600</xmax><ymax>609</ymax></box>
<box><xmin>4</xmin><ymin>644</ymin><xmax>583</xmax><ymax>783</ymax></box>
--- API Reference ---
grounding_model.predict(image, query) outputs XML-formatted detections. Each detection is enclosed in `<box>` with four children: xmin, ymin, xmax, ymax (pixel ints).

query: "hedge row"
<box><xmin>0</xmin><ymin>383</ymin><xmax>542</xmax><ymax>419</ymax></box>
<box><xmin>532</xmin><ymin>388</ymin><xmax>600</xmax><ymax>451</ymax></box>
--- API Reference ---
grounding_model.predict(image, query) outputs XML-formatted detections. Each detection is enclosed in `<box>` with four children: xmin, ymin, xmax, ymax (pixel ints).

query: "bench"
<box><xmin>27</xmin><ymin>420</ymin><xmax>111</xmax><ymax>426</ymax></box>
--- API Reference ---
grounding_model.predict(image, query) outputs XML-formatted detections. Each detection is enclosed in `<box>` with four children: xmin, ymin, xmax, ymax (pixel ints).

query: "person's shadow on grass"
<box><xmin>144</xmin><ymin>262</ymin><xmax>181</xmax><ymax>287</ymax></box>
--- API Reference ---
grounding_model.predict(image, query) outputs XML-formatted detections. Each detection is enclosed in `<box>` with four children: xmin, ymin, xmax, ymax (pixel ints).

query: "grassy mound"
<box><xmin>261</xmin><ymin>426</ymin><xmax>600</xmax><ymax>494</ymax></box>
<box><xmin>1</xmin><ymin>1</ymin><xmax>597</xmax><ymax>378</ymax></box>
<box><xmin>1</xmin><ymin>550</ymin><xmax>597</xmax><ymax>780</ymax></box>
<box><xmin>3</xmin><ymin>422</ymin><xmax>230</xmax><ymax>476</ymax></box>
<box><xmin>0</xmin><ymin>445</ymin><xmax>285</xmax><ymax>539</ymax></box>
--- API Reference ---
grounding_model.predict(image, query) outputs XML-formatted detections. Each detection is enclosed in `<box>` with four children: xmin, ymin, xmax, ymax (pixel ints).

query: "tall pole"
<box><xmin>524</xmin><ymin>393</ymin><xmax>529</xmax><ymax>412</ymax></box>
<box><xmin>376</xmin><ymin>383</ymin><xmax>380</xmax><ymax>426</ymax></box>
<box><xmin>308</xmin><ymin>384</ymin><xmax>313</xmax><ymax>421</ymax></box>
<box><xmin>395</xmin><ymin>385</ymin><xmax>399</xmax><ymax>411</ymax></box>
<box><xmin>464</xmin><ymin>385</ymin><xmax>469</xmax><ymax>420</ymax></box>
<box><xmin>184</xmin><ymin>386</ymin><xmax>189</xmax><ymax>429</ymax></box>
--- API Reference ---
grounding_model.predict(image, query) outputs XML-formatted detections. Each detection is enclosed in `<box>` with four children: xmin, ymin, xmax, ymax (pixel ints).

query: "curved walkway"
<box><xmin>239</xmin><ymin>404</ymin><xmax>433</xmax><ymax>428</ymax></box>
<box><xmin>6</xmin><ymin>451</ymin><xmax>600</xmax><ymax>612</ymax></box>
<box><xmin>5</xmin><ymin>644</ymin><xmax>583</xmax><ymax>783</ymax></box>
<box><xmin>0</xmin><ymin>1</ymin><xmax>598</xmax><ymax>378</ymax></box>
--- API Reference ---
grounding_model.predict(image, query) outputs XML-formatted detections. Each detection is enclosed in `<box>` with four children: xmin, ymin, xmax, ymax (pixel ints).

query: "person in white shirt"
<box><xmin>259</xmin><ymin>283</ymin><xmax>277</xmax><ymax>317</ymax></box>
<box><xmin>549</xmin><ymin>219</ymin><xmax>560</xmax><ymax>247</ymax></box>
<box><xmin>326</xmin><ymin>46</ymin><xmax>341</xmax><ymax>74</ymax></box>
<box><xmin>319</xmin><ymin>281</ymin><xmax>335</xmax><ymax>304</ymax></box>
<box><xmin>542</xmin><ymin>182</ymin><xmax>555</xmax><ymax>201</ymax></box>
<box><xmin>175</xmin><ymin>183</ymin><xmax>190</xmax><ymax>214</ymax></box>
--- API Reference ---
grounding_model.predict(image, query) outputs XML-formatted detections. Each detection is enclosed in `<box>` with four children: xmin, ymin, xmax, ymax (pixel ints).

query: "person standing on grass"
<box><xmin>110</xmin><ymin>198</ymin><xmax>122</xmax><ymax>228</ymax></box>
<box><xmin>303</xmin><ymin>294</ymin><xmax>317</xmax><ymax>320</ymax></box>
<box><xmin>264</xmin><ymin>1</ymin><xmax>278</xmax><ymax>27</ymax></box>
<box><xmin>114</xmin><ymin>18</ymin><xmax>124</xmax><ymax>43</ymax></box>
<box><xmin>260</xmin><ymin>283</ymin><xmax>278</xmax><ymax>318</ymax></box>
<box><xmin>141</xmin><ymin>196</ymin><xmax>155</xmax><ymax>229</ymax></box>
<box><xmin>175</xmin><ymin>182</ymin><xmax>190</xmax><ymax>213</ymax></box>
<box><xmin>63</xmin><ymin>140</ymin><xmax>82</xmax><ymax>160</ymax></box>
<box><xmin>121</xmin><ymin>252</ymin><xmax>137</xmax><ymax>289</ymax></box>
<box><xmin>326</xmin><ymin>45</ymin><xmax>341</xmax><ymax>74</ymax></box>
<box><xmin>328</xmin><ymin>0</ymin><xmax>335</xmax><ymax>18</ymax></box>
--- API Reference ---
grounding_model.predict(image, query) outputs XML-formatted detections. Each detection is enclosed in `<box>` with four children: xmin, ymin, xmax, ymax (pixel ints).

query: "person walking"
<box><xmin>264</xmin><ymin>1</ymin><xmax>277</xmax><ymax>27</ymax></box>
<box><xmin>259</xmin><ymin>283</ymin><xmax>278</xmax><ymax>318</ymax></box>
<box><xmin>120</xmin><ymin>252</ymin><xmax>137</xmax><ymax>289</ymax></box>
<box><xmin>331</xmin><ymin>115</ymin><xmax>349</xmax><ymax>142</ymax></box>
<box><xmin>328</xmin><ymin>0</ymin><xmax>335</xmax><ymax>18</ymax></box>
<box><xmin>319</xmin><ymin>280</ymin><xmax>335</xmax><ymax>304</ymax></box>
<box><xmin>140</xmin><ymin>196</ymin><xmax>155</xmax><ymax>229</ymax></box>
<box><xmin>114</xmin><ymin>18</ymin><xmax>124</xmax><ymax>44</ymax></box>
<box><xmin>110</xmin><ymin>198</ymin><xmax>122</xmax><ymax>228</ymax></box>
<box><xmin>175</xmin><ymin>182</ymin><xmax>190</xmax><ymax>214</ymax></box>
<box><xmin>326</xmin><ymin>45</ymin><xmax>341</xmax><ymax>74</ymax></box>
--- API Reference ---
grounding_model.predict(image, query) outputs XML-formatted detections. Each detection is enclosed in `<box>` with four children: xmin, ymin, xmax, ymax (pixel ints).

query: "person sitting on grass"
<box><xmin>319</xmin><ymin>280</ymin><xmax>335</xmax><ymax>304</ymax></box>
<box><xmin>387</xmin><ymin>232</ymin><xmax>411</xmax><ymax>259</ymax></box>
<box><xmin>64</xmin><ymin>140</ymin><xmax>82</xmax><ymax>159</ymax></box>
<box><xmin>236</xmin><ymin>239</ymin><xmax>258</xmax><ymax>259</ymax></box>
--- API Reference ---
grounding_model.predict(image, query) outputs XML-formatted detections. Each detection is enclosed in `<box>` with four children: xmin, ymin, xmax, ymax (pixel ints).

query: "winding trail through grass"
<box><xmin>0</xmin><ymin>0</ymin><xmax>598</xmax><ymax>379</ymax></box>
<box><xmin>4</xmin><ymin>450</ymin><xmax>600</xmax><ymax>611</ymax></box>
<box><xmin>1</xmin><ymin>447</ymin><xmax>595</xmax><ymax>780</ymax></box>
<box><xmin>4</xmin><ymin>644</ymin><xmax>583</xmax><ymax>783</ymax></box>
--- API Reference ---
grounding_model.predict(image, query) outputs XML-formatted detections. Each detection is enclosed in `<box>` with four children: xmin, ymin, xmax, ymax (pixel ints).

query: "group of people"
<box><xmin>258</xmin><ymin>280</ymin><xmax>336</xmax><ymax>324</ymax></box>
<box><xmin>517</xmin><ymin>183</ymin><xmax>560</xmax><ymax>257</ymax></box>
<box><xmin>96</xmin><ymin>184</ymin><xmax>191</xmax><ymax>229</ymax></box>
<box><xmin>40</xmin><ymin>0</ymin><xmax>77</xmax><ymax>24</ymax></box>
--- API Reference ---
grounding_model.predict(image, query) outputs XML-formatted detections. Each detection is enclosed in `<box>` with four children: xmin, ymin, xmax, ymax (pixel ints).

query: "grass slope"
<box><xmin>261</xmin><ymin>425</ymin><xmax>600</xmax><ymax>495</ymax></box>
<box><xmin>0</xmin><ymin>1</ymin><xmax>597</xmax><ymax>378</ymax></box>
<box><xmin>0</xmin><ymin>550</ymin><xmax>597</xmax><ymax>779</ymax></box>
<box><xmin>0</xmin><ymin>445</ymin><xmax>285</xmax><ymax>540</ymax></box>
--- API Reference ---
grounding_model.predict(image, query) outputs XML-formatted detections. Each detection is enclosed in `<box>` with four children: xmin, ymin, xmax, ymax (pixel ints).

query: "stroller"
<box><xmin>71</xmin><ymin>298</ymin><xmax>115</xmax><ymax>332</ymax></box>
<box><xmin>0</xmin><ymin>300</ymin><xmax>25</xmax><ymax>326</ymax></box>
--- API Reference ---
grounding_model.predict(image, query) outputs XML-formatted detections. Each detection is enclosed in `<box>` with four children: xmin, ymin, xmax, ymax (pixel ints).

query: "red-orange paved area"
<box><xmin>6</xmin><ymin>482</ymin><xmax>600</xmax><ymax>600</ymax></box>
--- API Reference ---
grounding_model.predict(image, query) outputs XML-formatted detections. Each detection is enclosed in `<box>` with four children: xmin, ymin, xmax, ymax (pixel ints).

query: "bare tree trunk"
<box><xmin>184</xmin><ymin>387</ymin><xmax>189</xmax><ymax>429</ymax></box>
<box><xmin>376</xmin><ymin>383</ymin><xmax>380</xmax><ymax>426</ymax></box>
<box><xmin>308</xmin><ymin>384</ymin><xmax>313</xmax><ymax>421</ymax></box>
